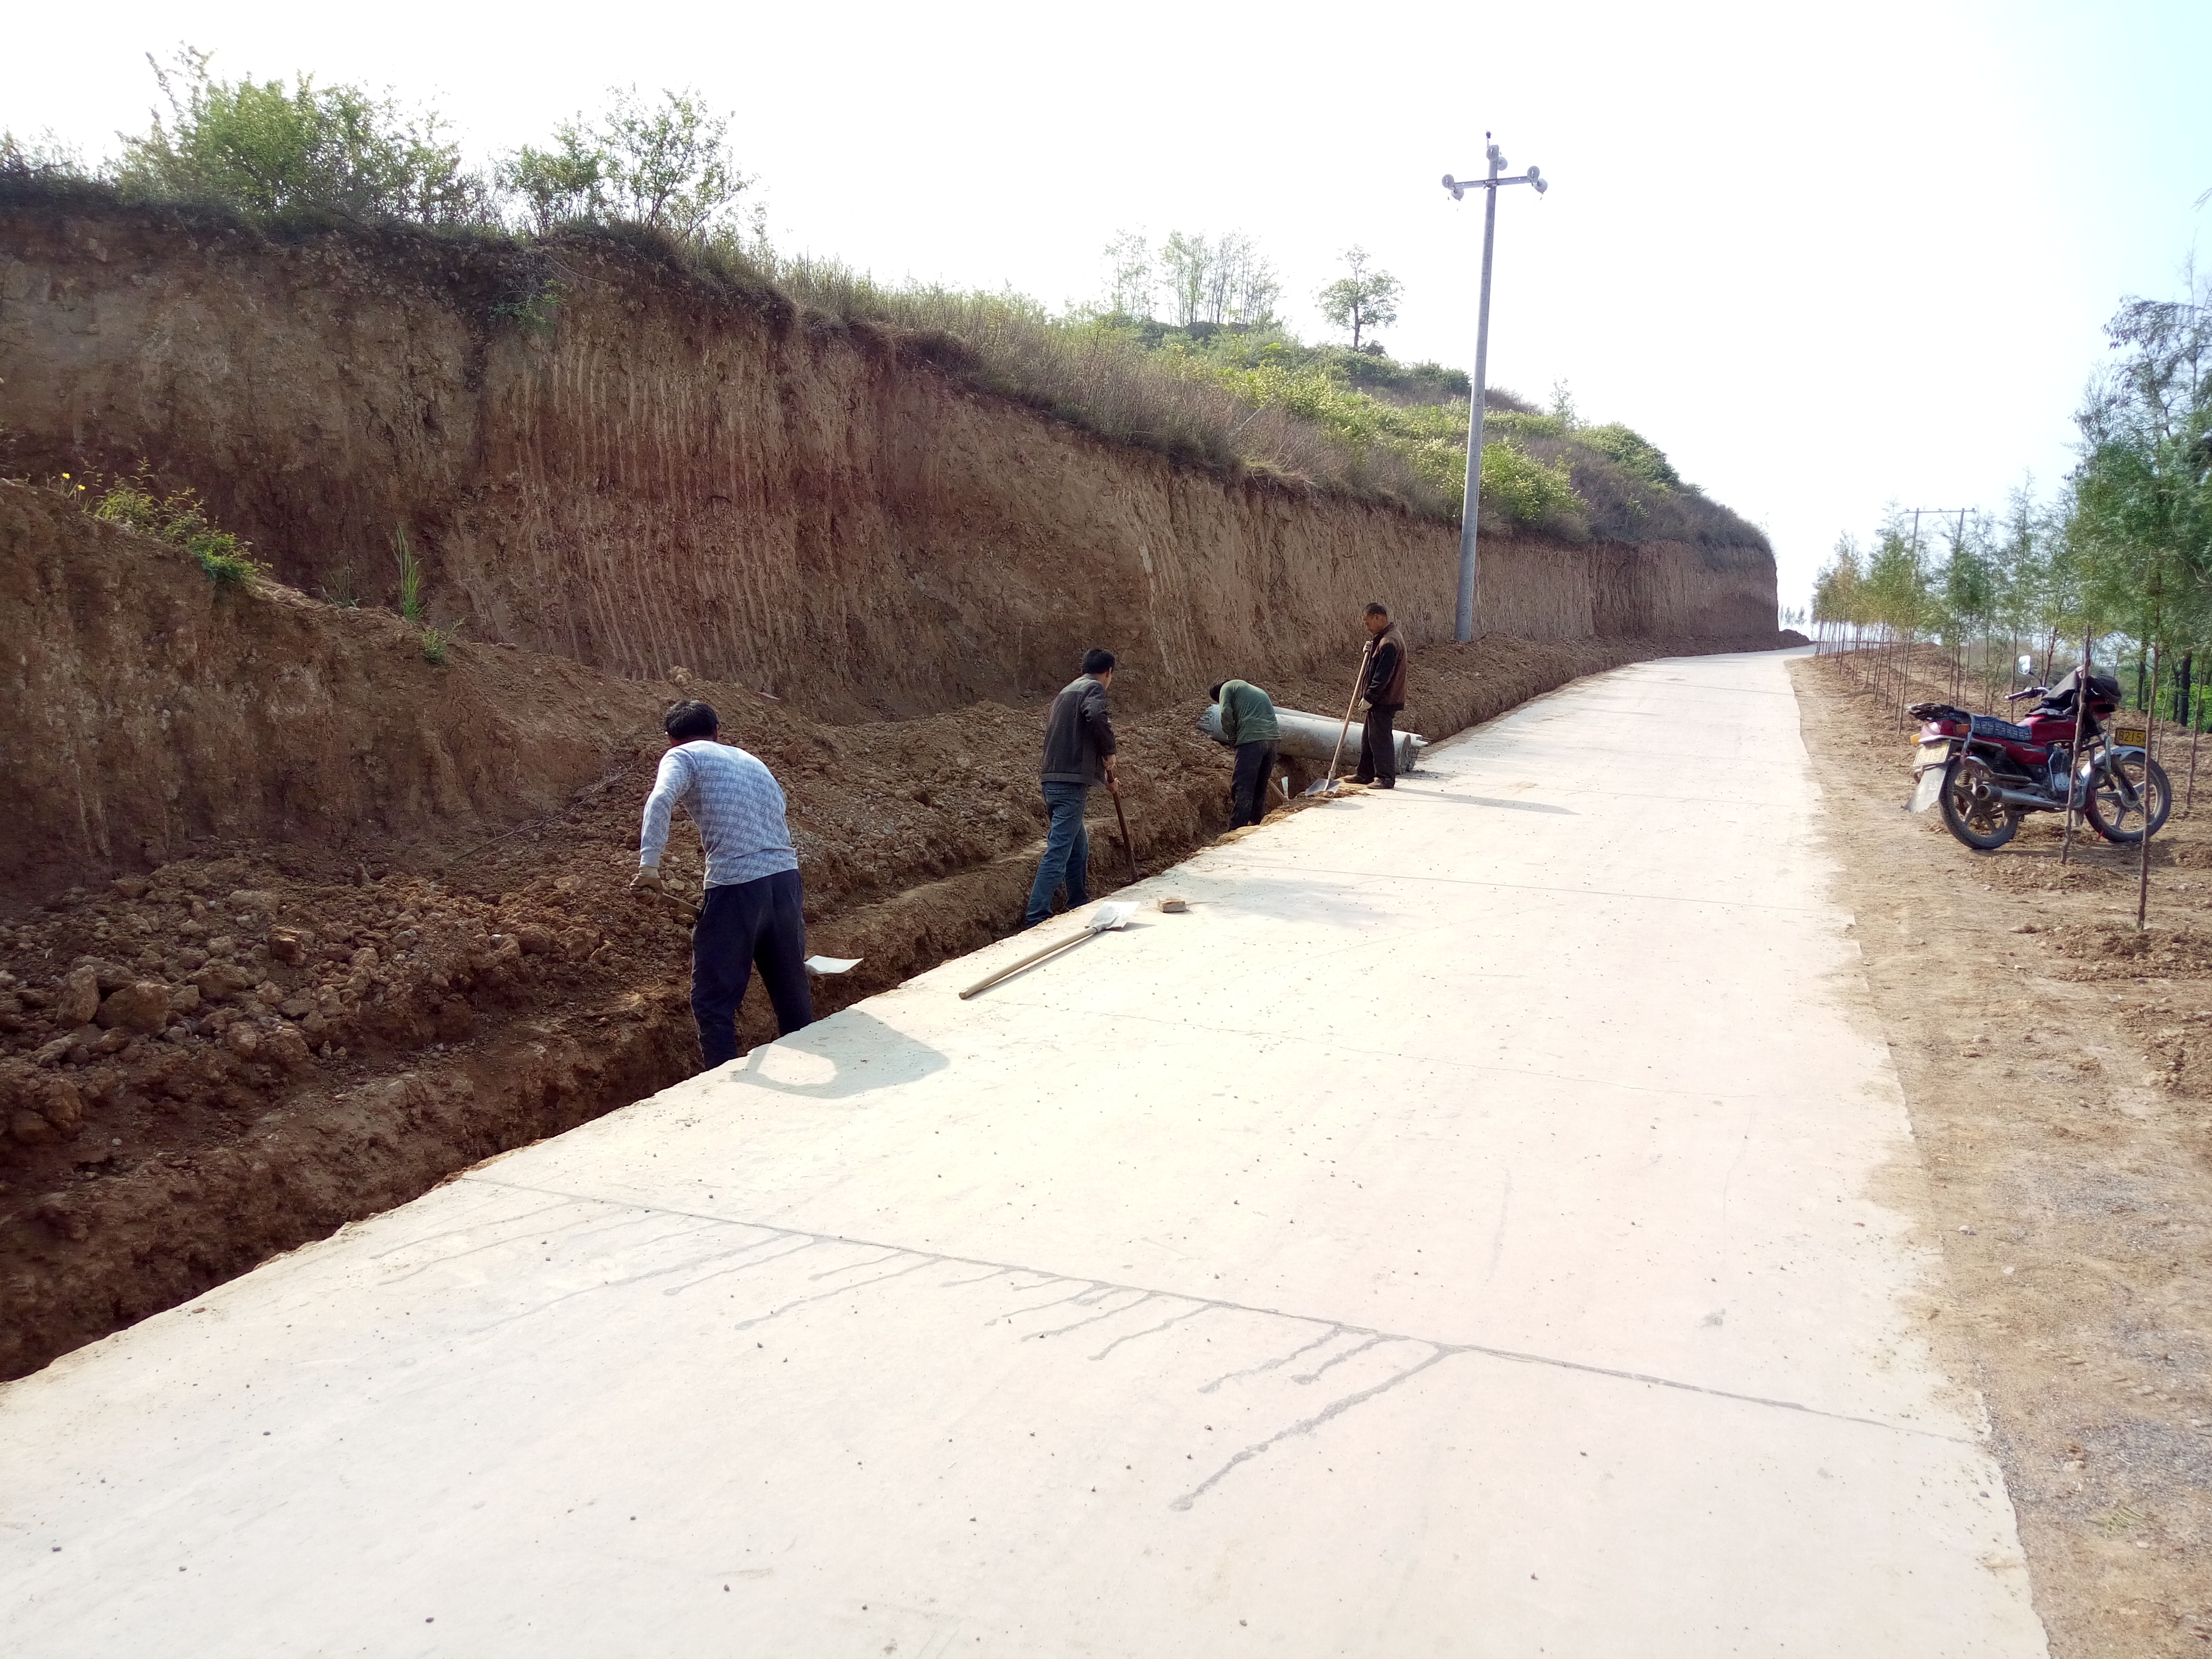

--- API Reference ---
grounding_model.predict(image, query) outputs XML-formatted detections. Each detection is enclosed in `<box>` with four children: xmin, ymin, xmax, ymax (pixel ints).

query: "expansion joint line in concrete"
<box><xmin>1211</xmin><ymin>857</ymin><xmax>1822</xmax><ymax>917</ymax></box>
<box><xmin>941</xmin><ymin>995</ymin><xmax>1782</xmax><ymax>1104</ymax></box>
<box><xmin>464</xmin><ymin>1174</ymin><xmax>1972</xmax><ymax>1453</ymax></box>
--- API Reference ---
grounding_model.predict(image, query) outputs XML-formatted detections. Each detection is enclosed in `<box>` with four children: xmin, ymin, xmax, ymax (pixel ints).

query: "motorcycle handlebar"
<box><xmin>2005</xmin><ymin>686</ymin><xmax>2047</xmax><ymax>702</ymax></box>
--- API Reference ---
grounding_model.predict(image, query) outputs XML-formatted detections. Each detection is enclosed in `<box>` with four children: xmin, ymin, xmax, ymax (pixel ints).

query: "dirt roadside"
<box><xmin>1790</xmin><ymin>655</ymin><xmax>2212</xmax><ymax>1655</ymax></box>
<box><xmin>1</xmin><ymin>522</ymin><xmax>1789</xmax><ymax>1381</ymax></box>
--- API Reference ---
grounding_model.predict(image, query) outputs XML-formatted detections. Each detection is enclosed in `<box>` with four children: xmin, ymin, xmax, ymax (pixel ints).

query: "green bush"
<box><xmin>1578</xmin><ymin>422</ymin><xmax>1682</xmax><ymax>489</ymax></box>
<box><xmin>113</xmin><ymin>48</ymin><xmax>490</xmax><ymax>224</ymax></box>
<box><xmin>87</xmin><ymin>476</ymin><xmax>266</xmax><ymax>590</ymax></box>
<box><xmin>1480</xmin><ymin>441</ymin><xmax>1587</xmax><ymax>536</ymax></box>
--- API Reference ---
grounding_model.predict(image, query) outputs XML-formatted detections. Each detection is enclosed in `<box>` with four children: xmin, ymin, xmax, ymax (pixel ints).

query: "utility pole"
<box><xmin>1442</xmin><ymin>137</ymin><xmax>1548</xmax><ymax>643</ymax></box>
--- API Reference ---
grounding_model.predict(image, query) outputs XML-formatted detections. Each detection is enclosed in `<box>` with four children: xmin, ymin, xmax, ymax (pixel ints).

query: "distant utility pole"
<box><xmin>1442</xmin><ymin>136</ymin><xmax>1548</xmax><ymax>643</ymax></box>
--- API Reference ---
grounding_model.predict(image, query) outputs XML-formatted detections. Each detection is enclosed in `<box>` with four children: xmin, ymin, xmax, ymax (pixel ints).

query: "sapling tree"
<box><xmin>1317</xmin><ymin>247</ymin><xmax>1402</xmax><ymax>351</ymax></box>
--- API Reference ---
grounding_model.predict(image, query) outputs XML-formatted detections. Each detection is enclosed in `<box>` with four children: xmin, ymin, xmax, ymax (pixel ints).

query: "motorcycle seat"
<box><xmin>1970</xmin><ymin>714</ymin><xmax>2032</xmax><ymax>742</ymax></box>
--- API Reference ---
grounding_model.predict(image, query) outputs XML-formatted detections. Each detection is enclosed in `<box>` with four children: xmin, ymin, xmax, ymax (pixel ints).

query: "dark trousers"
<box><xmin>692</xmin><ymin>869</ymin><xmax>814</xmax><ymax>1068</ymax></box>
<box><xmin>1025</xmin><ymin>782</ymin><xmax>1092</xmax><ymax>925</ymax></box>
<box><xmin>1230</xmin><ymin>740</ymin><xmax>1278</xmax><ymax>827</ymax></box>
<box><xmin>1354</xmin><ymin>705</ymin><xmax>1400</xmax><ymax>786</ymax></box>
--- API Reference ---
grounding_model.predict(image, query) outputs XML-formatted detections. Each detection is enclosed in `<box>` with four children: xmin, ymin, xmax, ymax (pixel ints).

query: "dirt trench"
<box><xmin>0</xmin><ymin>506</ymin><xmax>1789</xmax><ymax>1378</ymax></box>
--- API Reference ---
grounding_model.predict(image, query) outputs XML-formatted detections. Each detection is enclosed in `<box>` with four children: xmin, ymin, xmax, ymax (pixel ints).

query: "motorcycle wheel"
<box><xmin>1939</xmin><ymin>754</ymin><xmax>2020</xmax><ymax>851</ymax></box>
<box><xmin>2086</xmin><ymin>753</ymin><xmax>2173</xmax><ymax>844</ymax></box>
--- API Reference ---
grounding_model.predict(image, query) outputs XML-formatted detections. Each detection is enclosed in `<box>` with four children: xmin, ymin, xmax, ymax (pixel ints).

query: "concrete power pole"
<box><xmin>1443</xmin><ymin>137</ymin><xmax>1548</xmax><ymax>643</ymax></box>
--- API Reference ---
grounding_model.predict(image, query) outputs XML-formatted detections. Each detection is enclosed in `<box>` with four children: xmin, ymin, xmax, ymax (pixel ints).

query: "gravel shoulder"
<box><xmin>1791</xmin><ymin>653</ymin><xmax>2212</xmax><ymax>1656</ymax></box>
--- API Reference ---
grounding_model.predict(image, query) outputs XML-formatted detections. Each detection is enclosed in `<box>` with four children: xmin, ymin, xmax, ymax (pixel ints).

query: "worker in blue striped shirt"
<box><xmin>631</xmin><ymin>700</ymin><xmax>813</xmax><ymax>1067</ymax></box>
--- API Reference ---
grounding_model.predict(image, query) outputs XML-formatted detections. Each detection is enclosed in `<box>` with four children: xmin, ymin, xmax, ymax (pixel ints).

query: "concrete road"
<box><xmin>1</xmin><ymin>650</ymin><xmax>2048</xmax><ymax>1657</ymax></box>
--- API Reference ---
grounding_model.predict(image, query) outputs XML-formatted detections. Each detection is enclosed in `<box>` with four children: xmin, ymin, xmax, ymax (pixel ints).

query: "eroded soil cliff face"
<box><xmin>0</xmin><ymin>195</ymin><xmax>1777</xmax><ymax>719</ymax></box>
<box><xmin>0</xmin><ymin>486</ymin><xmax>1788</xmax><ymax>1377</ymax></box>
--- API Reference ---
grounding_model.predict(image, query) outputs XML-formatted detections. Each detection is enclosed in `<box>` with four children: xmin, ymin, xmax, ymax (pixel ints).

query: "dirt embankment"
<box><xmin>0</xmin><ymin>483</ymin><xmax>1790</xmax><ymax>1378</ymax></box>
<box><xmin>0</xmin><ymin>192</ymin><xmax>1778</xmax><ymax>719</ymax></box>
<box><xmin>1791</xmin><ymin>655</ymin><xmax>2212</xmax><ymax>1656</ymax></box>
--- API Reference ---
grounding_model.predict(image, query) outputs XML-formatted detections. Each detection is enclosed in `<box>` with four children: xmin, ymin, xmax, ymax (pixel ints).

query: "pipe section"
<box><xmin>1200</xmin><ymin>703</ymin><xmax>1427</xmax><ymax>773</ymax></box>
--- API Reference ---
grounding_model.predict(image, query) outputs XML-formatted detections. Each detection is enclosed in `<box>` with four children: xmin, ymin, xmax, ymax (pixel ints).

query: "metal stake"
<box><xmin>2060</xmin><ymin>626</ymin><xmax>2092</xmax><ymax>867</ymax></box>
<box><xmin>2138</xmin><ymin>642</ymin><xmax>2158</xmax><ymax>931</ymax></box>
<box><xmin>2183</xmin><ymin>650</ymin><xmax>2199</xmax><ymax>817</ymax></box>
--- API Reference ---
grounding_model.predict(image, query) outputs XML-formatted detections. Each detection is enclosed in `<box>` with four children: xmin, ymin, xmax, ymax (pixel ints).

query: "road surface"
<box><xmin>0</xmin><ymin>649</ymin><xmax>2047</xmax><ymax>1656</ymax></box>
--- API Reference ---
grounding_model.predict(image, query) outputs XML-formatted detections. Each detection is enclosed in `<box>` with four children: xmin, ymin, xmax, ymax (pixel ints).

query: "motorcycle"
<box><xmin>1906</xmin><ymin>666</ymin><xmax>2172</xmax><ymax>852</ymax></box>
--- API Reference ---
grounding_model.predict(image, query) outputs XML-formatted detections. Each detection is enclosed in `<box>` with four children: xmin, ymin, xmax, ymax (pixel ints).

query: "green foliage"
<box><xmin>1103</xmin><ymin>230</ymin><xmax>1279</xmax><ymax>330</ymax></box>
<box><xmin>113</xmin><ymin>48</ymin><xmax>490</xmax><ymax>223</ymax></box>
<box><xmin>0</xmin><ymin>129</ymin><xmax>87</xmax><ymax>180</ymax></box>
<box><xmin>492</xmin><ymin>277</ymin><xmax>565</xmax><ymax>338</ymax></box>
<box><xmin>85</xmin><ymin>474</ymin><xmax>264</xmax><ymax>590</ymax></box>
<box><xmin>1316</xmin><ymin>247</ymin><xmax>1402</xmax><ymax>351</ymax></box>
<box><xmin>1833</xmin><ymin>280</ymin><xmax>2211</xmax><ymax>713</ymax></box>
<box><xmin>1480</xmin><ymin>440</ymin><xmax>1586</xmax><ymax>535</ymax></box>
<box><xmin>420</xmin><ymin>618</ymin><xmax>464</xmax><ymax>665</ymax></box>
<box><xmin>2069</xmin><ymin>291</ymin><xmax>2212</xmax><ymax>649</ymax></box>
<box><xmin>500</xmin><ymin>87</ymin><xmax>749</xmax><ymax>240</ymax></box>
<box><xmin>392</xmin><ymin>526</ymin><xmax>426</xmax><ymax>620</ymax></box>
<box><xmin>1578</xmin><ymin>423</ymin><xmax>1682</xmax><ymax>488</ymax></box>
<box><xmin>499</xmin><ymin>126</ymin><xmax>605</xmax><ymax>234</ymax></box>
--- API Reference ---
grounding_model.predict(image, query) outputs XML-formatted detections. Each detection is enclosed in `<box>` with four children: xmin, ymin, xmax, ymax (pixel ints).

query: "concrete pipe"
<box><xmin>1200</xmin><ymin>703</ymin><xmax>1427</xmax><ymax>773</ymax></box>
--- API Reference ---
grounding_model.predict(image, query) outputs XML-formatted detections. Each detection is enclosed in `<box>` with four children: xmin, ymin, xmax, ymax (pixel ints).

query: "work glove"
<box><xmin>630</xmin><ymin>866</ymin><xmax>665</xmax><ymax>894</ymax></box>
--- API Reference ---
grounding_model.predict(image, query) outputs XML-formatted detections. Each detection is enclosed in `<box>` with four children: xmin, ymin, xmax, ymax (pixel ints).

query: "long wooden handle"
<box><xmin>958</xmin><ymin>928</ymin><xmax>1095</xmax><ymax>1000</ymax></box>
<box><xmin>1112</xmin><ymin>791</ymin><xmax>1139</xmax><ymax>882</ymax></box>
<box><xmin>1325</xmin><ymin>643</ymin><xmax>1374</xmax><ymax>786</ymax></box>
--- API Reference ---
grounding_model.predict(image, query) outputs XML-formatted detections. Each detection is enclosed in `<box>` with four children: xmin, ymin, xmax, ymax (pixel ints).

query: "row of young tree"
<box><xmin>1101</xmin><ymin>231</ymin><xmax>1403</xmax><ymax>351</ymax></box>
<box><xmin>1814</xmin><ymin>280</ymin><xmax>2212</xmax><ymax>723</ymax></box>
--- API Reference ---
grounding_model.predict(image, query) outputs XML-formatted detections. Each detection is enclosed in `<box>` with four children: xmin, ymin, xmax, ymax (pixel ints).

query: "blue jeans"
<box><xmin>1025</xmin><ymin>782</ymin><xmax>1092</xmax><ymax>925</ymax></box>
<box><xmin>692</xmin><ymin>869</ymin><xmax>814</xmax><ymax>1068</ymax></box>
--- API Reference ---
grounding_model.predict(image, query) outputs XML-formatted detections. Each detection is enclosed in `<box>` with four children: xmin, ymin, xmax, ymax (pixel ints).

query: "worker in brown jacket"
<box><xmin>1351</xmin><ymin>602</ymin><xmax>1408</xmax><ymax>790</ymax></box>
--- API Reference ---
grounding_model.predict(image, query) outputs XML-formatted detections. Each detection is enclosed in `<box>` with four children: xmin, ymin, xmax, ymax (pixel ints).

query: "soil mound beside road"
<box><xmin>0</xmin><ymin>483</ymin><xmax>1790</xmax><ymax>1378</ymax></box>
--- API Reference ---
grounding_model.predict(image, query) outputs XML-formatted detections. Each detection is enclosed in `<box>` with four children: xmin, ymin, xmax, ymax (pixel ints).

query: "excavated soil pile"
<box><xmin>0</xmin><ymin>483</ymin><xmax>1792</xmax><ymax>1377</ymax></box>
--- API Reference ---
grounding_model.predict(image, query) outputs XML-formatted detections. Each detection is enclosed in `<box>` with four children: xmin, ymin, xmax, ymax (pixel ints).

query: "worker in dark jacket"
<box><xmin>1352</xmin><ymin>602</ymin><xmax>1408</xmax><ymax>790</ymax></box>
<box><xmin>1210</xmin><ymin>678</ymin><xmax>1280</xmax><ymax>828</ymax></box>
<box><xmin>1025</xmin><ymin>648</ymin><xmax>1119</xmax><ymax>926</ymax></box>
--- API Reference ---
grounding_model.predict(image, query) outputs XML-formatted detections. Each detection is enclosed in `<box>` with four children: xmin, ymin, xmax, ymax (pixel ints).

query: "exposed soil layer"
<box><xmin>0</xmin><ymin>191</ymin><xmax>1777</xmax><ymax>718</ymax></box>
<box><xmin>0</xmin><ymin>486</ymin><xmax>1791</xmax><ymax>1378</ymax></box>
<box><xmin>1791</xmin><ymin>654</ymin><xmax>2212</xmax><ymax>1656</ymax></box>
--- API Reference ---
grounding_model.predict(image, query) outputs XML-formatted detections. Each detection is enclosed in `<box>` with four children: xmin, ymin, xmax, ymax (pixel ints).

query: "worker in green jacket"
<box><xmin>1210</xmin><ymin>678</ymin><xmax>1281</xmax><ymax>828</ymax></box>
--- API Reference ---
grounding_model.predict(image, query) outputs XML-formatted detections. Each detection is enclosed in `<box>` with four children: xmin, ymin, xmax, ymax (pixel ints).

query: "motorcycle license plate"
<box><xmin>1907</xmin><ymin>741</ymin><xmax>1949</xmax><ymax>814</ymax></box>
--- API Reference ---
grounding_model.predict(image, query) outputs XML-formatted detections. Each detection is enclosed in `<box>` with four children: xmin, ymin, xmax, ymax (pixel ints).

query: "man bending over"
<box><xmin>632</xmin><ymin>699</ymin><xmax>813</xmax><ymax>1067</ymax></box>
<box><xmin>1210</xmin><ymin>677</ymin><xmax>1280</xmax><ymax>828</ymax></box>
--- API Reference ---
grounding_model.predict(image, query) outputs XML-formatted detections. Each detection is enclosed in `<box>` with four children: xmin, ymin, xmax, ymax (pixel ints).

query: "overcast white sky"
<box><xmin>7</xmin><ymin>0</ymin><xmax>2208</xmax><ymax>611</ymax></box>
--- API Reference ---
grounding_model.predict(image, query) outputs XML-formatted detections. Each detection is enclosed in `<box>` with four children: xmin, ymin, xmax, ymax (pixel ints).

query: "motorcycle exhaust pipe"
<box><xmin>1991</xmin><ymin>786</ymin><xmax>2064</xmax><ymax>810</ymax></box>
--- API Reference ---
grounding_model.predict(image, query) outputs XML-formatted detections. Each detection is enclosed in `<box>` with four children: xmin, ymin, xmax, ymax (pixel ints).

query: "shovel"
<box><xmin>1309</xmin><ymin>641</ymin><xmax>1376</xmax><ymax>798</ymax></box>
<box><xmin>1110</xmin><ymin>784</ymin><xmax>1141</xmax><ymax>883</ymax></box>
<box><xmin>959</xmin><ymin>901</ymin><xmax>1136</xmax><ymax>1000</ymax></box>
